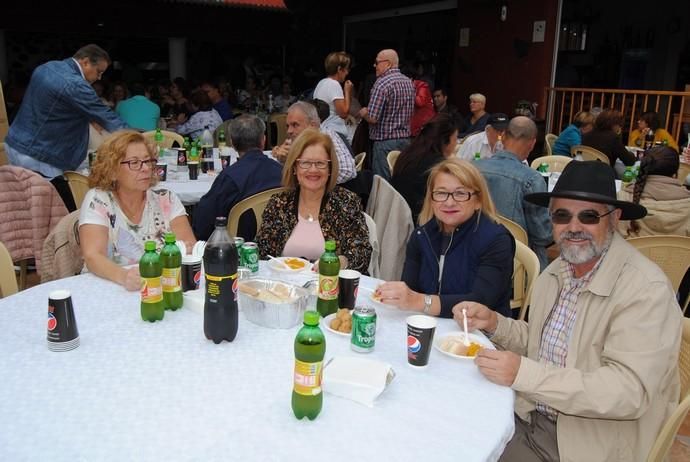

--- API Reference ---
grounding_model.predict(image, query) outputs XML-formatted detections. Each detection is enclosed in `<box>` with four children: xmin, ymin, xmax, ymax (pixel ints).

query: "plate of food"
<box><xmin>268</xmin><ymin>256</ymin><xmax>312</xmax><ymax>273</ymax></box>
<box><xmin>322</xmin><ymin>308</ymin><xmax>380</xmax><ymax>337</ymax></box>
<box><xmin>434</xmin><ymin>332</ymin><xmax>495</xmax><ymax>359</ymax></box>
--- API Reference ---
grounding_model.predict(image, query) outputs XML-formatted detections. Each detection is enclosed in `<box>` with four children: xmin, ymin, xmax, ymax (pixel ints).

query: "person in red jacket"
<box><xmin>402</xmin><ymin>62</ymin><xmax>435</xmax><ymax>137</ymax></box>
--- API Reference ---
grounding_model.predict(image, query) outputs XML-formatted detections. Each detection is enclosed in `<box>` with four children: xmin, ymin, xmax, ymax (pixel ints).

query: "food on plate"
<box><xmin>238</xmin><ymin>281</ymin><xmax>295</xmax><ymax>303</ymax></box>
<box><xmin>330</xmin><ymin>308</ymin><xmax>352</xmax><ymax>333</ymax></box>
<box><xmin>440</xmin><ymin>337</ymin><xmax>482</xmax><ymax>357</ymax></box>
<box><xmin>284</xmin><ymin>257</ymin><xmax>307</xmax><ymax>270</ymax></box>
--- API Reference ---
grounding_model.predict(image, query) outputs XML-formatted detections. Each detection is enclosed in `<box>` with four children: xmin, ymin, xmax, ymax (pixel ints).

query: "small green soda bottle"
<box><xmin>140</xmin><ymin>241</ymin><xmax>164</xmax><ymax>322</ymax></box>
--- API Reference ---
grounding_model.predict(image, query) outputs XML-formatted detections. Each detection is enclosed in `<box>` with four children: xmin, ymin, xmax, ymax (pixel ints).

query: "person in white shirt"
<box><xmin>458</xmin><ymin>113</ymin><xmax>509</xmax><ymax>160</ymax></box>
<box><xmin>313</xmin><ymin>51</ymin><xmax>353</xmax><ymax>142</ymax></box>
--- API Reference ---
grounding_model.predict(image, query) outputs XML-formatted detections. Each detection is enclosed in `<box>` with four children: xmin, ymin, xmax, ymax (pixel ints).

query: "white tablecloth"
<box><xmin>0</xmin><ymin>264</ymin><xmax>514</xmax><ymax>462</ymax></box>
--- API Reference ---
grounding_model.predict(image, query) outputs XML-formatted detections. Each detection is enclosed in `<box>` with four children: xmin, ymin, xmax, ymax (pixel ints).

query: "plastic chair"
<box><xmin>268</xmin><ymin>113</ymin><xmax>287</xmax><ymax>148</ymax></box>
<box><xmin>544</xmin><ymin>133</ymin><xmax>557</xmax><ymax>156</ymax></box>
<box><xmin>570</xmin><ymin>145</ymin><xmax>610</xmax><ymax>165</ymax></box>
<box><xmin>627</xmin><ymin>235</ymin><xmax>690</xmax><ymax>313</ymax></box>
<box><xmin>645</xmin><ymin>318</ymin><xmax>690</xmax><ymax>462</ymax></box>
<box><xmin>63</xmin><ymin>171</ymin><xmax>90</xmax><ymax>209</ymax></box>
<box><xmin>227</xmin><ymin>187</ymin><xmax>288</xmax><ymax>238</ymax></box>
<box><xmin>143</xmin><ymin>130</ymin><xmax>184</xmax><ymax>149</ymax></box>
<box><xmin>0</xmin><ymin>241</ymin><xmax>18</xmax><ymax>298</ymax></box>
<box><xmin>511</xmin><ymin>240</ymin><xmax>540</xmax><ymax>321</ymax></box>
<box><xmin>354</xmin><ymin>152</ymin><xmax>366</xmax><ymax>172</ymax></box>
<box><xmin>387</xmin><ymin>150</ymin><xmax>401</xmax><ymax>173</ymax></box>
<box><xmin>530</xmin><ymin>155</ymin><xmax>573</xmax><ymax>173</ymax></box>
<box><xmin>496</xmin><ymin>215</ymin><xmax>528</xmax><ymax>245</ymax></box>
<box><xmin>677</xmin><ymin>162</ymin><xmax>690</xmax><ymax>186</ymax></box>
<box><xmin>362</xmin><ymin>212</ymin><xmax>380</xmax><ymax>278</ymax></box>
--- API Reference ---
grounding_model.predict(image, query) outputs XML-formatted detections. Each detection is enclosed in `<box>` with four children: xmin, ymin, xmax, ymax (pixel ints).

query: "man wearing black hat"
<box><xmin>476</xmin><ymin>116</ymin><xmax>552</xmax><ymax>269</ymax></box>
<box><xmin>457</xmin><ymin>113</ymin><xmax>509</xmax><ymax>160</ymax></box>
<box><xmin>455</xmin><ymin>161</ymin><xmax>682</xmax><ymax>462</ymax></box>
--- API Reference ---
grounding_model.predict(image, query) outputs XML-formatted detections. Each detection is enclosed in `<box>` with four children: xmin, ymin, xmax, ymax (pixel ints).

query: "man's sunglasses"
<box><xmin>550</xmin><ymin>208</ymin><xmax>615</xmax><ymax>225</ymax></box>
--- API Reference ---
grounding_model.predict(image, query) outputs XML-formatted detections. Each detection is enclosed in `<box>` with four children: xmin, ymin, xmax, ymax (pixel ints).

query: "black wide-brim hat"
<box><xmin>525</xmin><ymin>160</ymin><xmax>647</xmax><ymax>220</ymax></box>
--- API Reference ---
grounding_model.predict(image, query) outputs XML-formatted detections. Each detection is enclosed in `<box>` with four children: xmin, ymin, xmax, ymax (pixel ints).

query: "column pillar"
<box><xmin>168</xmin><ymin>37</ymin><xmax>186</xmax><ymax>80</ymax></box>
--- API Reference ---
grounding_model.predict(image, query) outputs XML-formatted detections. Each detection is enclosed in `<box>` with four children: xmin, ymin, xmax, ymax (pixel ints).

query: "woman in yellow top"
<box><xmin>627</xmin><ymin>111</ymin><xmax>678</xmax><ymax>150</ymax></box>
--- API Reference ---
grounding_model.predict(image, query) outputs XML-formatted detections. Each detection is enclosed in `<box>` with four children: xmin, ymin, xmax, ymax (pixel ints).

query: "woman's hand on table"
<box><xmin>375</xmin><ymin>281</ymin><xmax>423</xmax><ymax>311</ymax></box>
<box><xmin>452</xmin><ymin>301</ymin><xmax>498</xmax><ymax>334</ymax></box>
<box><xmin>121</xmin><ymin>267</ymin><xmax>142</xmax><ymax>292</ymax></box>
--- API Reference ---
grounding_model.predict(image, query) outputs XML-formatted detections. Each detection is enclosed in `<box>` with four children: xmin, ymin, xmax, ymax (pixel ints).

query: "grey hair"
<box><xmin>505</xmin><ymin>116</ymin><xmax>537</xmax><ymax>141</ymax></box>
<box><xmin>229</xmin><ymin>114</ymin><xmax>265</xmax><ymax>153</ymax></box>
<box><xmin>288</xmin><ymin>101</ymin><xmax>320</xmax><ymax>125</ymax></box>
<box><xmin>73</xmin><ymin>44</ymin><xmax>111</xmax><ymax>64</ymax></box>
<box><xmin>469</xmin><ymin>93</ymin><xmax>486</xmax><ymax>103</ymax></box>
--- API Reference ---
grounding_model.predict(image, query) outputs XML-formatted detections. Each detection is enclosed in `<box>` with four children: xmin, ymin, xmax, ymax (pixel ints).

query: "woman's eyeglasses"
<box><xmin>550</xmin><ymin>208</ymin><xmax>615</xmax><ymax>225</ymax></box>
<box><xmin>120</xmin><ymin>158</ymin><xmax>157</xmax><ymax>171</ymax></box>
<box><xmin>431</xmin><ymin>190</ymin><xmax>476</xmax><ymax>202</ymax></box>
<box><xmin>296</xmin><ymin>159</ymin><xmax>330</xmax><ymax>170</ymax></box>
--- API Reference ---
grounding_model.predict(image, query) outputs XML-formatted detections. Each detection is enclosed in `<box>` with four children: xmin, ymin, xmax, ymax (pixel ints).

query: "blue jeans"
<box><xmin>372</xmin><ymin>138</ymin><xmax>410</xmax><ymax>181</ymax></box>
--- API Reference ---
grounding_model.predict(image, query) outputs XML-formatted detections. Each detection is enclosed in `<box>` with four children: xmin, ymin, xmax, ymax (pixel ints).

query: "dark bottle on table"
<box><xmin>645</xmin><ymin>130</ymin><xmax>655</xmax><ymax>150</ymax></box>
<box><xmin>203</xmin><ymin>217</ymin><xmax>239</xmax><ymax>343</ymax></box>
<box><xmin>316</xmin><ymin>240</ymin><xmax>340</xmax><ymax>318</ymax></box>
<box><xmin>160</xmin><ymin>232</ymin><xmax>183</xmax><ymax>311</ymax></box>
<box><xmin>140</xmin><ymin>240</ymin><xmax>164</xmax><ymax>322</ymax></box>
<box><xmin>292</xmin><ymin>310</ymin><xmax>325</xmax><ymax>420</ymax></box>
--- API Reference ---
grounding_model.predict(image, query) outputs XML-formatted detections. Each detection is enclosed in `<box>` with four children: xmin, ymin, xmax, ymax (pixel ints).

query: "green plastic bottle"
<box><xmin>160</xmin><ymin>233</ymin><xmax>183</xmax><ymax>311</ymax></box>
<box><xmin>218</xmin><ymin>127</ymin><xmax>226</xmax><ymax>149</ymax></box>
<box><xmin>154</xmin><ymin>128</ymin><xmax>164</xmax><ymax>155</ymax></box>
<box><xmin>316</xmin><ymin>240</ymin><xmax>340</xmax><ymax>318</ymax></box>
<box><xmin>292</xmin><ymin>310</ymin><xmax>325</xmax><ymax>420</ymax></box>
<box><xmin>622</xmin><ymin>166</ymin><xmax>634</xmax><ymax>184</ymax></box>
<box><xmin>189</xmin><ymin>140</ymin><xmax>200</xmax><ymax>163</ymax></box>
<box><xmin>474</xmin><ymin>152</ymin><xmax>481</xmax><ymax>161</ymax></box>
<box><xmin>183</xmin><ymin>136</ymin><xmax>191</xmax><ymax>153</ymax></box>
<box><xmin>140</xmin><ymin>241</ymin><xmax>164</xmax><ymax>322</ymax></box>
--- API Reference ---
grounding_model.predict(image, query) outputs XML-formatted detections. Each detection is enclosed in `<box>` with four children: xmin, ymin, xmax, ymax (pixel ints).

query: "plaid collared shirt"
<box><xmin>367</xmin><ymin>68</ymin><xmax>415</xmax><ymax>141</ymax></box>
<box><xmin>536</xmin><ymin>249</ymin><xmax>608</xmax><ymax>420</ymax></box>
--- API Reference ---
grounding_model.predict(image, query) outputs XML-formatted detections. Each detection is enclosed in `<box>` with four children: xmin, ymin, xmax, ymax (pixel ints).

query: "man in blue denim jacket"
<box><xmin>5</xmin><ymin>44</ymin><xmax>127</xmax><ymax>178</ymax></box>
<box><xmin>476</xmin><ymin>116</ymin><xmax>552</xmax><ymax>269</ymax></box>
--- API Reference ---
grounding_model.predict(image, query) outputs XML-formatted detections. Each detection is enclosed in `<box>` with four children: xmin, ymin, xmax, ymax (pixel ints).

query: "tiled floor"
<box><xmin>17</xmin><ymin>269</ymin><xmax>690</xmax><ymax>460</ymax></box>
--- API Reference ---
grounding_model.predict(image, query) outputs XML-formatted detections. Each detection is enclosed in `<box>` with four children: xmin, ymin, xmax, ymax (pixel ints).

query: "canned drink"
<box><xmin>176</xmin><ymin>148</ymin><xmax>187</xmax><ymax>166</ymax></box>
<box><xmin>241</xmin><ymin>242</ymin><xmax>259</xmax><ymax>273</ymax></box>
<box><xmin>351</xmin><ymin>306</ymin><xmax>376</xmax><ymax>353</ymax></box>
<box><xmin>233</xmin><ymin>237</ymin><xmax>245</xmax><ymax>264</ymax></box>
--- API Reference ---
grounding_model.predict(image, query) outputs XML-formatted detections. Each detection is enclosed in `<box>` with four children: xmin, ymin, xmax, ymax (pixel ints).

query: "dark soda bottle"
<box><xmin>203</xmin><ymin>216</ymin><xmax>239</xmax><ymax>343</ymax></box>
<box><xmin>316</xmin><ymin>240</ymin><xmax>340</xmax><ymax>318</ymax></box>
<box><xmin>161</xmin><ymin>232</ymin><xmax>183</xmax><ymax>310</ymax></box>
<box><xmin>140</xmin><ymin>240</ymin><xmax>164</xmax><ymax>322</ymax></box>
<box><xmin>292</xmin><ymin>310</ymin><xmax>325</xmax><ymax>420</ymax></box>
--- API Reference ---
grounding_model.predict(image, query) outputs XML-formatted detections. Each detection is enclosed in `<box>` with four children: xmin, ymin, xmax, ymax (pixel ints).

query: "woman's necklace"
<box><xmin>299</xmin><ymin>199</ymin><xmax>320</xmax><ymax>223</ymax></box>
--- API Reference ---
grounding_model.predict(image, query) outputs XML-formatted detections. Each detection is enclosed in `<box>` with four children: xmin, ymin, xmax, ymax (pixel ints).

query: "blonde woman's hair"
<box><xmin>417</xmin><ymin>158</ymin><xmax>497</xmax><ymax>226</ymax></box>
<box><xmin>281</xmin><ymin>128</ymin><xmax>339</xmax><ymax>193</ymax></box>
<box><xmin>88</xmin><ymin>130</ymin><xmax>158</xmax><ymax>191</ymax></box>
<box><xmin>324</xmin><ymin>51</ymin><xmax>351</xmax><ymax>76</ymax></box>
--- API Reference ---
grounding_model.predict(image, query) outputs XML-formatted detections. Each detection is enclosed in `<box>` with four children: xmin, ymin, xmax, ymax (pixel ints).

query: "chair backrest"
<box><xmin>677</xmin><ymin>162</ymin><xmax>690</xmax><ymax>186</ymax></box>
<box><xmin>0</xmin><ymin>81</ymin><xmax>9</xmax><ymax>144</ymax></box>
<box><xmin>143</xmin><ymin>130</ymin><xmax>184</xmax><ymax>149</ymax></box>
<box><xmin>387</xmin><ymin>150</ymin><xmax>401</xmax><ymax>173</ymax></box>
<box><xmin>0</xmin><ymin>241</ymin><xmax>18</xmax><ymax>298</ymax></box>
<box><xmin>530</xmin><ymin>154</ymin><xmax>573</xmax><ymax>173</ymax></box>
<box><xmin>354</xmin><ymin>152</ymin><xmax>366</xmax><ymax>172</ymax></box>
<box><xmin>645</xmin><ymin>318</ymin><xmax>690</xmax><ymax>462</ymax></box>
<box><xmin>227</xmin><ymin>187</ymin><xmax>288</xmax><ymax>238</ymax></box>
<box><xmin>362</xmin><ymin>211</ymin><xmax>380</xmax><ymax>278</ymax></box>
<box><xmin>544</xmin><ymin>133</ymin><xmax>557</xmax><ymax>156</ymax></box>
<box><xmin>40</xmin><ymin>210</ymin><xmax>82</xmax><ymax>283</ymax></box>
<box><xmin>626</xmin><ymin>235</ymin><xmax>690</xmax><ymax>310</ymax></box>
<box><xmin>63</xmin><ymin>171</ymin><xmax>90</xmax><ymax>209</ymax></box>
<box><xmin>496</xmin><ymin>215</ymin><xmax>528</xmax><ymax>245</ymax></box>
<box><xmin>570</xmin><ymin>145</ymin><xmax>610</xmax><ymax>165</ymax></box>
<box><xmin>511</xmin><ymin>240</ymin><xmax>540</xmax><ymax>321</ymax></box>
<box><xmin>268</xmin><ymin>113</ymin><xmax>287</xmax><ymax>148</ymax></box>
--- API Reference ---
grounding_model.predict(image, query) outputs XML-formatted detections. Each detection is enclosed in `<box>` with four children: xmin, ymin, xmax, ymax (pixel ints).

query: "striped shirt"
<box><xmin>367</xmin><ymin>68</ymin><xmax>415</xmax><ymax>141</ymax></box>
<box><xmin>322</xmin><ymin>128</ymin><xmax>356</xmax><ymax>184</ymax></box>
<box><xmin>536</xmin><ymin>249</ymin><xmax>608</xmax><ymax>420</ymax></box>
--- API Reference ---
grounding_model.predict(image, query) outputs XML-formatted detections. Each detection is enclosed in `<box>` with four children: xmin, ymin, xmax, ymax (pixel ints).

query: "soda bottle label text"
<box><xmin>141</xmin><ymin>277</ymin><xmax>163</xmax><ymax>303</ymax></box>
<box><xmin>161</xmin><ymin>268</ymin><xmax>181</xmax><ymax>293</ymax></box>
<box><xmin>293</xmin><ymin>359</ymin><xmax>323</xmax><ymax>396</ymax></box>
<box><xmin>318</xmin><ymin>275</ymin><xmax>338</xmax><ymax>300</ymax></box>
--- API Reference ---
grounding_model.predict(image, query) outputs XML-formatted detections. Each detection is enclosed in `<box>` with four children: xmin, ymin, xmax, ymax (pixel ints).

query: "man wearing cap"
<box><xmin>457</xmin><ymin>113</ymin><xmax>509</xmax><ymax>160</ymax></box>
<box><xmin>456</xmin><ymin>161</ymin><xmax>682</xmax><ymax>462</ymax></box>
<box><xmin>476</xmin><ymin>116</ymin><xmax>552</xmax><ymax>269</ymax></box>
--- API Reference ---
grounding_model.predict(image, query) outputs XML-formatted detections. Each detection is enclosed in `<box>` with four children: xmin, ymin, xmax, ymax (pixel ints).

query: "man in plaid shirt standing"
<box><xmin>359</xmin><ymin>49</ymin><xmax>414</xmax><ymax>180</ymax></box>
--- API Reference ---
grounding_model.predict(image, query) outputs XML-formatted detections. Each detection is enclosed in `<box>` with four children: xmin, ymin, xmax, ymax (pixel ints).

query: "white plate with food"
<box><xmin>434</xmin><ymin>332</ymin><xmax>495</xmax><ymax>359</ymax></box>
<box><xmin>267</xmin><ymin>256</ymin><xmax>312</xmax><ymax>273</ymax></box>
<box><xmin>358</xmin><ymin>286</ymin><xmax>399</xmax><ymax>309</ymax></box>
<box><xmin>322</xmin><ymin>309</ymin><xmax>380</xmax><ymax>337</ymax></box>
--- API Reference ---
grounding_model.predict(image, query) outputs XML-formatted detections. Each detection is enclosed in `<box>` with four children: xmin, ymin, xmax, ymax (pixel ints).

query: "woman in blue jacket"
<box><xmin>375</xmin><ymin>158</ymin><xmax>515</xmax><ymax>318</ymax></box>
<box><xmin>552</xmin><ymin>110</ymin><xmax>595</xmax><ymax>156</ymax></box>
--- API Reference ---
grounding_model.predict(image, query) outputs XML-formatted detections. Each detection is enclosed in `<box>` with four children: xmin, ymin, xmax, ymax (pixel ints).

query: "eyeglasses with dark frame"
<box><xmin>296</xmin><ymin>159</ymin><xmax>331</xmax><ymax>170</ymax></box>
<box><xmin>550</xmin><ymin>208</ymin><xmax>616</xmax><ymax>225</ymax></box>
<box><xmin>431</xmin><ymin>190</ymin><xmax>477</xmax><ymax>202</ymax></box>
<box><xmin>120</xmin><ymin>158</ymin><xmax>158</xmax><ymax>171</ymax></box>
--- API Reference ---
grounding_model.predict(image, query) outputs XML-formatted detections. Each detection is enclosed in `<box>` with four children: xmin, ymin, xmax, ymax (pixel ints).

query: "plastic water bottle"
<box><xmin>201</xmin><ymin>126</ymin><xmax>214</xmax><ymax>149</ymax></box>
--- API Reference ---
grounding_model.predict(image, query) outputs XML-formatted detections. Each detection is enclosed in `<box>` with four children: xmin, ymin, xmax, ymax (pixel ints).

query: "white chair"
<box><xmin>143</xmin><ymin>130</ymin><xmax>184</xmax><ymax>149</ymax></box>
<box><xmin>544</xmin><ymin>133</ymin><xmax>558</xmax><ymax>156</ymax></box>
<box><xmin>387</xmin><ymin>150</ymin><xmax>401</xmax><ymax>174</ymax></box>
<box><xmin>530</xmin><ymin>155</ymin><xmax>573</xmax><ymax>173</ymax></box>
<box><xmin>513</xmin><ymin>241</ymin><xmax>540</xmax><ymax>321</ymax></box>
<box><xmin>570</xmin><ymin>145</ymin><xmax>610</xmax><ymax>165</ymax></box>
<box><xmin>227</xmin><ymin>187</ymin><xmax>288</xmax><ymax>239</ymax></box>
<box><xmin>362</xmin><ymin>212</ymin><xmax>380</xmax><ymax>278</ymax></box>
<box><xmin>0</xmin><ymin>241</ymin><xmax>18</xmax><ymax>298</ymax></box>
<box><xmin>354</xmin><ymin>152</ymin><xmax>366</xmax><ymax>172</ymax></box>
<box><xmin>63</xmin><ymin>171</ymin><xmax>90</xmax><ymax>209</ymax></box>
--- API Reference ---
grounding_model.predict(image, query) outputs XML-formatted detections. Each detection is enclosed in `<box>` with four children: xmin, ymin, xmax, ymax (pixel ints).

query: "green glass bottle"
<box><xmin>140</xmin><ymin>241</ymin><xmax>164</xmax><ymax>322</ymax></box>
<box><xmin>160</xmin><ymin>233</ymin><xmax>183</xmax><ymax>311</ymax></box>
<box><xmin>474</xmin><ymin>152</ymin><xmax>481</xmax><ymax>161</ymax></box>
<box><xmin>183</xmin><ymin>136</ymin><xmax>191</xmax><ymax>152</ymax></box>
<box><xmin>292</xmin><ymin>310</ymin><xmax>325</xmax><ymax>420</ymax></box>
<box><xmin>218</xmin><ymin>127</ymin><xmax>226</xmax><ymax>149</ymax></box>
<box><xmin>189</xmin><ymin>140</ymin><xmax>200</xmax><ymax>163</ymax></box>
<box><xmin>154</xmin><ymin>128</ymin><xmax>164</xmax><ymax>156</ymax></box>
<box><xmin>622</xmin><ymin>166</ymin><xmax>634</xmax><ymax>184</ymax></box>
<box><xmin>316</xmin><ymin>240</ymin><xmax>340</xmax><ymax>318</ymax></box>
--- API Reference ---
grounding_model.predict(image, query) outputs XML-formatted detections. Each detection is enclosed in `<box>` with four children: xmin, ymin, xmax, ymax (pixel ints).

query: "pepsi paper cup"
<box><xmin>406</xmin><ymin>315</ymin><xmax>437</xmax><ymax>367</ymax></box>
<box><xmin>182</xmin><ymin>256</ymin><xmax>202</xmax><ymax>292</ymax></box>
<box><xmin>47</xmin><ymin>290</ymin><xmax>80</xmax><ymax>351</ymax></box>
<box><xmin>338</xmin><ymin>269</ymin><xmax>360</xmax><ymax>309</ymax></box>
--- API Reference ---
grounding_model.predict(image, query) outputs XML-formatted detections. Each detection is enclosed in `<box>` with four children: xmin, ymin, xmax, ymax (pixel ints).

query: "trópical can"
<box><xmin>351</xmin><ymin>306</ymin><xmax>376</xmax><ymax>353</ymax></box>
<box><xmin>233</xmin><ymin>237</ymin><xmax>245</xmax><ymax>264</ymax></box>
<box><xmin>241</xmin><ymin>242</ymin><xmax>259</xmax><ymax>273</ymax></box>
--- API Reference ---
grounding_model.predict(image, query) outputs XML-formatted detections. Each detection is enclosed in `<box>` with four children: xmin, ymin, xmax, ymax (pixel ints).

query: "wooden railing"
<box><xmin>545</xmin><ymin>87</ymin><xmax>690</xmax><ymax>143</ymax></box>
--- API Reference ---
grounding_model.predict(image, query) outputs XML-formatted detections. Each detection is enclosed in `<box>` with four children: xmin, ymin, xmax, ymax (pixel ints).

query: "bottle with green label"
<box><xmin>140</xmin><ymin>241</ymin><xmax>164</xmax><ymax>322</ymax></box>
<box><xmin>160</xmin><ymin>233</ymin><xmax>183</xmax><ymax>310</ymax></box>
<box><xmin>316</xmin><ymin>240</ymin><xmax>340</xmax><ymax>318</ymax></box>
<box><xmin>292</xmin><ymin>310</ymin><xmax>325</xmax><ymax>420</ymax></box>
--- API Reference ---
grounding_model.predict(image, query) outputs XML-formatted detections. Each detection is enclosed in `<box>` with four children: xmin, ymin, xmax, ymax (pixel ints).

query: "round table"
<box><xmin>0</xmin><ymin>263</ymin><xmax>514</xmax><ymax>461</ymax></box>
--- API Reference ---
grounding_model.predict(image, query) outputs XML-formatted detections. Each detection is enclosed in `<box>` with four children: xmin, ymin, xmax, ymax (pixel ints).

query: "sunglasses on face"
<box><xmin>550</xmin><ymin>208</ymin><xmax>615</xmax><ymax>225</ymax></box>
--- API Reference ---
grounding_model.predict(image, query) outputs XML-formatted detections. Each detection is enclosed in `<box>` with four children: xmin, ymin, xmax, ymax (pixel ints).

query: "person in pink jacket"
<box><xmin>402</xmin><ymin>62</ymin><xmax>435</xmax><ymax>137</ymax></box>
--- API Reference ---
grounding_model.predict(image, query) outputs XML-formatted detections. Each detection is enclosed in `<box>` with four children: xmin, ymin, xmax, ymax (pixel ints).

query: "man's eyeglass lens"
<box><xmin>550</xmin><ymin>209</ymin><xmax>614</xmax><ymax>225</ymax></box>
